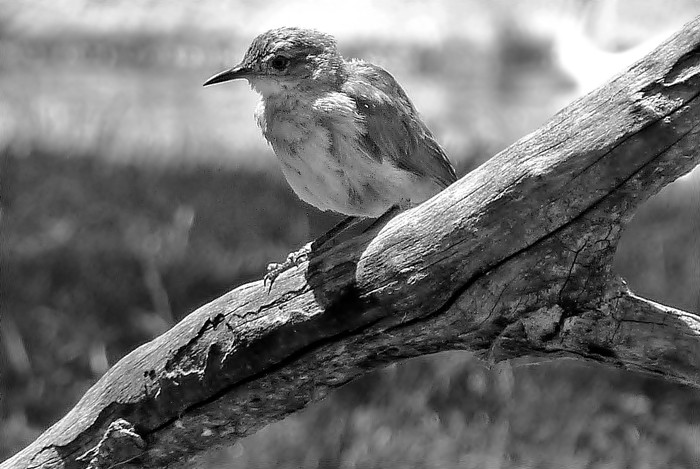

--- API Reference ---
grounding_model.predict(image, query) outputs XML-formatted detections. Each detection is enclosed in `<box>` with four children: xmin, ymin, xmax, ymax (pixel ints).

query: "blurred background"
<box><xmin>2</xmin><ymin>0</ymin><xmax>700</xmax><ymax>467</ymax></box>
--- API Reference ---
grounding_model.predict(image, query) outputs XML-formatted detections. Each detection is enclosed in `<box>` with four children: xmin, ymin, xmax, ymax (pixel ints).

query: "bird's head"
<box><xmin>204</xmin><ymin>27</ymin><xmax>343</xmax><ymax>97</ymax></box>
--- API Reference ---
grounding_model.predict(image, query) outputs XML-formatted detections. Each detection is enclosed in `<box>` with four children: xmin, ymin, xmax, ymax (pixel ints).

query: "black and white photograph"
<box><xmin>2</xmin><ymin>1</ymin><xmax>700</xmax><ymax>467</ymax></box>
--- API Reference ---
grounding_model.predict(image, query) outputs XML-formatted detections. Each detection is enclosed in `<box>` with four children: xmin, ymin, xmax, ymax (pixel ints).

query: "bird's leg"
<box><xmin>264</xmin><ymin>246</ymin><xmax>313</xmax><ymax>288</ymax></box>
<box><xmin>362</xmin><ymin>204</ymin><xmax>401</xmax><ymax>234</ymax></box>
<box><xmin>264</xmin><ymin>216</ymin><xmax>362</xmax><ymax>288</ymax></box>
<box><xmin>311</xmin><ymin>215</ymin><xmax>362</xmax><ymax>249</ymax></box>
<box><xmin>265</xmin><ymin>206</ymin><xmax>405</xmax><ymax>288</ymax></box>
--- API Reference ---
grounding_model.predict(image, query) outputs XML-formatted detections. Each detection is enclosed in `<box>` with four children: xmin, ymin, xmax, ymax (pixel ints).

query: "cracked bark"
<box><xmin>4</xmin><ymin>16</ymin><xmax>700</xmax><ymax>469</ymax></box>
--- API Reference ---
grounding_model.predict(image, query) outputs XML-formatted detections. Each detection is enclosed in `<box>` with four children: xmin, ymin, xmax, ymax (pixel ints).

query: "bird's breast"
<box><xmin>255</xmin><ymin>92</ymin><xmax>438</xmax><ymax>217</ymax></box>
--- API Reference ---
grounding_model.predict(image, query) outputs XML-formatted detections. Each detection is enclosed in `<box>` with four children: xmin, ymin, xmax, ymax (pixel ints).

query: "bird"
<box><xmin>204</xmin><ymin>27</ymin><xmax>456</xmax><ymax>285</ymax></box>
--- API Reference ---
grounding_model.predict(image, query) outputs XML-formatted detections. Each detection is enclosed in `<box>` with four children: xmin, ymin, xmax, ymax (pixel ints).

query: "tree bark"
<box><xmin>4</xmin><ymin>16</ymin><xmax>700</xmax><ymax>469</ymax></box>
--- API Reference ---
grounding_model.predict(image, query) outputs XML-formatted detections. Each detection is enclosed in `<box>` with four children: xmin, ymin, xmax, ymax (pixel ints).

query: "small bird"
<box><xmin>204</xmin><ymin>27</ymin><xmax>456</xmax><ymax>284</ymax></box>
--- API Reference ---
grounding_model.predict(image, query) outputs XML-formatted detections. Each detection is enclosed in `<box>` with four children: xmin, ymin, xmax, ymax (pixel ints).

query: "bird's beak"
<box><xmin>203</xmin><ymin>65</ymin><xmax>251</xmax><ymax>86</ymax></box>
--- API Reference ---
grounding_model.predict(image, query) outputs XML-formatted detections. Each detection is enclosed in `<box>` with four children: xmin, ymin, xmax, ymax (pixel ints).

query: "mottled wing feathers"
<box><xmin>342</xmin><ymin>60</ymin><xmax>457</xmax><ymax>188</ymax></box>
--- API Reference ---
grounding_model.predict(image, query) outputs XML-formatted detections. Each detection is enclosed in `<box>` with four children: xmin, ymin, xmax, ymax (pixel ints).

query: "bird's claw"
<box><xmin>264</xmin><ymin>243</ymin><xmax>312</xmax><ymax>290</ymax></box>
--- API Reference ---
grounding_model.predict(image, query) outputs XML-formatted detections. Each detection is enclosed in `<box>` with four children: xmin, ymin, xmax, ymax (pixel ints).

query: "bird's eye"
<box><xmin>270</xmin><ymin>55</ymin><xmax>290</xmax><ymax>71</ymax></box>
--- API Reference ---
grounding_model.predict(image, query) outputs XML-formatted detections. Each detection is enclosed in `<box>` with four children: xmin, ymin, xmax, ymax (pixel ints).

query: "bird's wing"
<box><xmin>342</xmin><ymin>60</ymin><xmax>457</xmax><ymax>188</ymax></box>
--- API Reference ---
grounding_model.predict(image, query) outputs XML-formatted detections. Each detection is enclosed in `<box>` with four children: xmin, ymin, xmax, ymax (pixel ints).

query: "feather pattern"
<box><xmin>342</xmin><ymin>60</ymin><xmax>457</xmax><ymax>188</ymax></box>
<box><xmin>213</xmin><ymin>27</ymin><xmax>457</xmax><ymax>217</ymax></box>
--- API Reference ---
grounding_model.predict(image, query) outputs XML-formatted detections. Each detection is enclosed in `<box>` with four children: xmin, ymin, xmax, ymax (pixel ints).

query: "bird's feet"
<box><xmin>264</xmin><ymin>242</ymin><xmax>313</xmax><ymax>289</ymax></box>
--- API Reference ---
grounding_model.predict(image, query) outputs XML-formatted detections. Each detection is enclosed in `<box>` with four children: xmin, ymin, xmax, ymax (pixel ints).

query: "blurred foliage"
<box><xmin>2</xmin><ymin>1</ymin><xmax>700</xmax><ymax>467</ymax></box>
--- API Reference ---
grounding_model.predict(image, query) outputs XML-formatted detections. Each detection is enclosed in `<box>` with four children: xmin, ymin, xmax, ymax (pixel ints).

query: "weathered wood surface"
<box><xmin>4</xmin><ymin>16</ymin><xmax>700</xmax><ymax>469</ymax></box>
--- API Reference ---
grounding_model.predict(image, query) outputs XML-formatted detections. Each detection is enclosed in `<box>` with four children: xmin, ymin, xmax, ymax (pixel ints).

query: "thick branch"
<box><xmin>4</xmin><ymin>16</ymin><xmax>700</xmax><ymax>469</ymax></box>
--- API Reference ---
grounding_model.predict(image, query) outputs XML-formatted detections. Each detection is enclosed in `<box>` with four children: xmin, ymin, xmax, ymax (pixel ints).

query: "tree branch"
<box><xmin>4</xmin><ymin>16</ymin><xmax>700</xmax><ymax>469</ymax></box>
